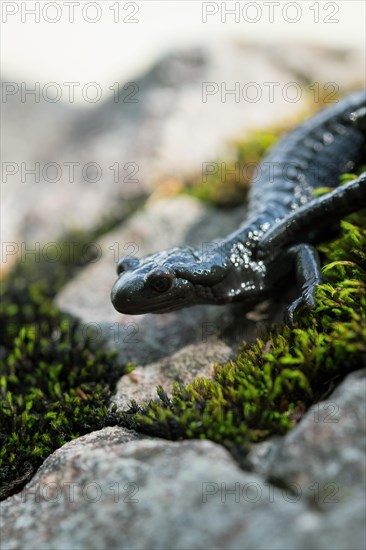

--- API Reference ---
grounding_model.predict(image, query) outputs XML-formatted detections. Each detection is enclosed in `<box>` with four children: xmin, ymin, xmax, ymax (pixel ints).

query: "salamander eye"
<box><xmin>147</xmin><ymin>269</ymin><xmax>175</xmax><ymax>293</ymax></box>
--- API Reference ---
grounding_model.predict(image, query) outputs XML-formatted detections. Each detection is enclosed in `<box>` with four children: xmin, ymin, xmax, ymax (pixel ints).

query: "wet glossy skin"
<box><xmin>111</xmin><ymin>89</ymin><xmax>366</xmax><ymax>322</ymax></box>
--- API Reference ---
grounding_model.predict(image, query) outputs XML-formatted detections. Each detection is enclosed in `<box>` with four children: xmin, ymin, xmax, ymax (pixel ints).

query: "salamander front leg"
<box><xmin>284</xmin><ymin>244</ymin><xmax>322</xmax><ymax>325</ymax></box>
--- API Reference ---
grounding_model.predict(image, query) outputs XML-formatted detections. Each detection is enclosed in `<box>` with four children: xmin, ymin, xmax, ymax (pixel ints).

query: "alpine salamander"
<box><xmin>111</xmin><ymin>89</ymin><xmax>366</xmax><ymax>323</ymax></box>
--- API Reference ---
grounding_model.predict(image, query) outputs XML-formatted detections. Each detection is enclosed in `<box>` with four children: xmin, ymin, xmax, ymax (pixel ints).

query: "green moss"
<box><xmin>122</xmin><ymin>201</ymin><xmax>366</xmax><ymax>453</ymax></box>
<box><xmin>0</xmin><ymin>212</ymin><xmax>139</xmax><ymax>500</ymax></box>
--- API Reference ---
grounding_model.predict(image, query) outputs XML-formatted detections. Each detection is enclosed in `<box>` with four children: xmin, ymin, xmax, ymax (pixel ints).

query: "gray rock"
<box><xmin>2</xmin><ymin>420</ymin><xmax>365</xmax><ymax>550</ymax></box>
<box><xmin>246</xmin><ymin>370</ymin><xmax>366</xmax><ymax>549</ymax></box>
<box><xmin>110</xmin><ymin>338</ymin><xmax>233</xmax><ymax>410</ymax></box>
<box><xmin>1</xmin><ymin>80</ymin><xmax>77</xmax><ymax>273</ymax></box>
<box><xmin>267</xmin><ymin>43</ymin><xmax>365</xmax><ymax>90</ymax></box>
<box><xmin>249</xmin><ymin>369</ymin><xmax>366</xmax><ymax>507</ymax></box>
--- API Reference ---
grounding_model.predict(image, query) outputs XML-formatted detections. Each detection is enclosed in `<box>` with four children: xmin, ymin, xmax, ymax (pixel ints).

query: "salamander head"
<box><xmin>111</xmin><ymin>246</ymin><xmax>228</xmax><ymax>314</ymax></box>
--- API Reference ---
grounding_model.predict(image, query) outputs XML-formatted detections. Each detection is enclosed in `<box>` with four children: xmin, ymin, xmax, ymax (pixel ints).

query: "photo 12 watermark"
<box><xmin>201</xmin><ymin>480</ymin><xmax>340</xmax><ymax>504</ymax></box>
<box><xmin>5</xmin><ymin>317</ymin><xmax>142</xmax><ymax>346</ymax></box>
<box><xmin>202</xmin><ymin>81</ymin><xmax>339</xmax><ymax>104</ymax></box>
<box><xmin>1</xmin><ymin>239</ymin><xmax>141</xmax><ymax>266</ymax></box>
<box><xmin>20</xmin><ymin>480</ymin><xmax>139</xmax><ymax>503</ymax></box>
<box><xmin>1</xmin><ymin>81</ymin><xmax>139</xmax><ymax>104</ymax></box>
<box><xmin>201</xmin><ymin>2</ymin><xmax>340</xmax><ymax>24</ymax></box>
<box><xmin>2</xmin><ymin>160</ymin><xmax>140</xmax><ymax>184</ymax></box>
<box><xmin>1</xmin><ymin>1</ymin><xmax>140</xmax><ymax>24</ymax></box>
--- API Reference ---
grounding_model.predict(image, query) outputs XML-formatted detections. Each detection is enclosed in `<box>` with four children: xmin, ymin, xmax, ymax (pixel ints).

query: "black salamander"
<box><xmin>111</xmin><ymin>89</ymin><xmax>366</xmax><ymax>323</ymax></box>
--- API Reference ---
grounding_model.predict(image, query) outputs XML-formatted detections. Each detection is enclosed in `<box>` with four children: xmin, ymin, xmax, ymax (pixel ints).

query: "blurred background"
<box><xmin>3</xmin><ymin>1</ymin><xmax>365</xmax><ymax>92</ymax></box>
<box><xmin>2</xmin><ymin>0</ymin><xmax>366</xmax><ymax>274</ymax></box>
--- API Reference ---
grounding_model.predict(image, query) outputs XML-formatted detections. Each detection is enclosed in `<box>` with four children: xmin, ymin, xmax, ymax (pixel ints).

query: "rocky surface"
<box><xmin>1</xmin><ymin>371</ymin><xmax>365</xmax><ymax>550</ymax></box>
<box><xmin>3</xmin><ymin>42</ymin><xmax>366</xmax><ymax>549</ymax></box>
<box><xmin>110</xmin><ymin>339</ymin><xmax>233</xmax><ymax>410</ymax></box>
<box><xmin>249</xmin><ymin>369</ymin><xmax>366</xmax><ymax>498</ymax></box>
<box><xmin>2</xmin><ymin>42</ymin><xmax>364</xmax><ymax>271</ymax></box>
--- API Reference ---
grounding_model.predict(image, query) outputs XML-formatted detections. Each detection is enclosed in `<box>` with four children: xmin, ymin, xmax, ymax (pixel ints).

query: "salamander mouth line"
<box><xmin>112</xmin><ymin>287</ymin><xmax>192</xmax><ymax>314</ymax></box>
<box><xmin>114</xmin><ymin>298</ymin><xmax>190</xmax><ymax>315</ymax></box>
